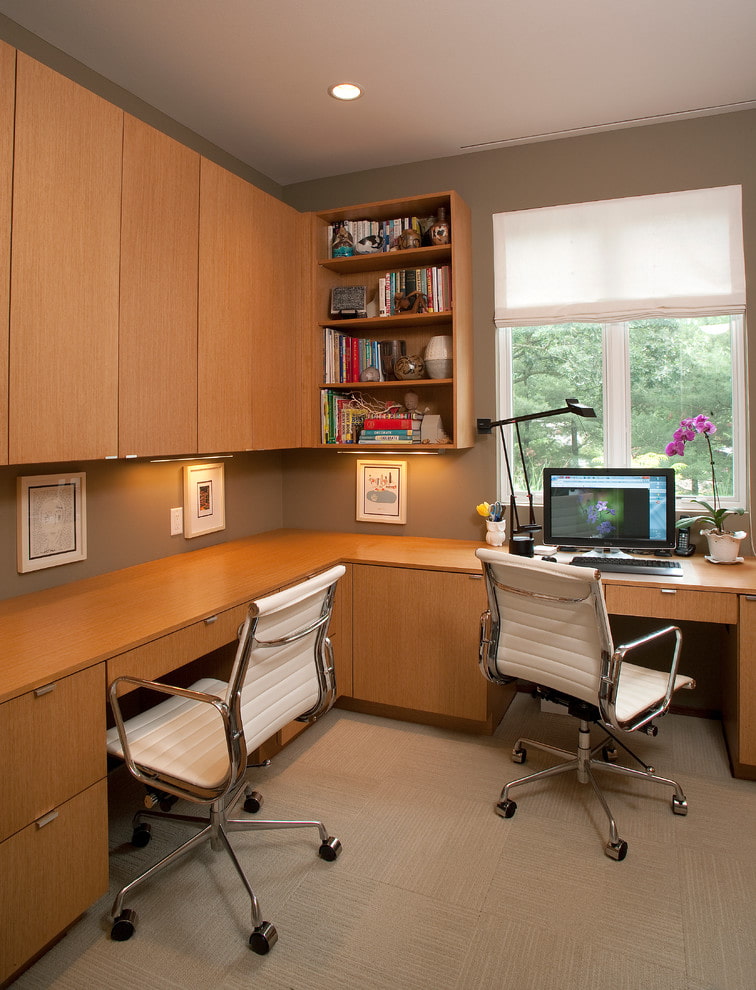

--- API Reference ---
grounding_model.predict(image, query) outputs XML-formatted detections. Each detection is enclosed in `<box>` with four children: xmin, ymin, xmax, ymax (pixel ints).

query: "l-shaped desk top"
<box><xmin>2</xmin><ymin>528</ymin><xmax>756</xmax><ymax>705</ymax></box>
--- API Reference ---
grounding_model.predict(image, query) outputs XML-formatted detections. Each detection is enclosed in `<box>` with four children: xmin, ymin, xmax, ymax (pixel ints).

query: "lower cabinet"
<box><xmin>0</xmin><ymin>781</ymin><xmax>108</xmax><ymax>984</ymax></box>
<box><xmin>0</xmin><ymin>665</ymin><xmax>108</xmax><ymax>985</ymax></box>
<box><xmin>350</xmin><ymin>564</ymin><xmax>511</xmax><ymax>730</ymax></box>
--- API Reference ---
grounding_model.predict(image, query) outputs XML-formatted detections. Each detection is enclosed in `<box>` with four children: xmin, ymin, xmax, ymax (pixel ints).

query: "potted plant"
<box><xmin>665</xmin><ymin>415</ymin><xmax>746</xmax><ymax>562</ymax></box>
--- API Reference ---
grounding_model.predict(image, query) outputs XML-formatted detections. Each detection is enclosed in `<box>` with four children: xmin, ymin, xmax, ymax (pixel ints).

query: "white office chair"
<box><xmin>476</xmin><ymin>548</ymin><xmax>695</xmax><ymax>860</ymax></box>
<box><xmin>106</xmin><ymin>564</ymin><xmax>346</xmax><ymax>953</ymax></box>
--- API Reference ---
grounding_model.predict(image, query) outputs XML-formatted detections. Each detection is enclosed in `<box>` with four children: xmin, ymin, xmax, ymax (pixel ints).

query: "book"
<box><xmin>360</xmin><ymin>430</ymin><xmax>414</xmax><ymax>439</ymax></box>
<box><xmin>362</xmin><ymin>417</ymin><xmax>413</xmax><ymax>430</ymax></box>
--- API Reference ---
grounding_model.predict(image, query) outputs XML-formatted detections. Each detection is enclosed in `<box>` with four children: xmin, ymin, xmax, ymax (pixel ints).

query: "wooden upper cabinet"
<box><xmin>198</xmin><ymin>158</ymin><xmax>304</xmax><ymax>452</ymax></box>
<box><xmin>120</xmin><ymin>116</ymin><xmax>200</xmax><ymax>457</ymax></box>
<box><xmin>9</xmin><ymin>54</ymin><xmax>122</xmax><ymax>464</ymax></box>
<box><xmin>0</xmin><ymin>42</ymin><xmax>14</xmax><ymax>467</ymax></box>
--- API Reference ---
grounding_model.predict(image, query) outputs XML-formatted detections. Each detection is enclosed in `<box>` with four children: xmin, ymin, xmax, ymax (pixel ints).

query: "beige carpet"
<box><xmin>12</xmin><ymin>693</ymin><xmax>756</xmax><ymax>989</ymax></box>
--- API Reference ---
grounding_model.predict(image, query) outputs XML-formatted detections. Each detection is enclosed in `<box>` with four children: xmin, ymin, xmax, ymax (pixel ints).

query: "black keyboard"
<box><xmin>570</xmin><ymin>556</ymin><xmax>684</xmax><ymax>577</ymax></box>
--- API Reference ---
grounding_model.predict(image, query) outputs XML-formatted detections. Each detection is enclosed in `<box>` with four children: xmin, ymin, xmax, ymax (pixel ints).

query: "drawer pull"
<box><xmin>35</xmin><ymin>810</ymin><xmax>59</xmax><ymax>829</ymax></box>
<box><xmin>745</xmin><ymin>596</ymin><xmax>756</xmax><ymax>602</ymax></box>
<box><xmin>660</xmin><ymin>589</ymin><xmax>677</xmax><ymax>595</ymax></box>
<box><xmin>204</xmin><ymin>615</ymin><xmax>219</xmax><ymax>625</ymax></box>
<box><xmin>34</xmin><ymin>683</ymin><xmax>56</xmax><ymax>697</ymax></box>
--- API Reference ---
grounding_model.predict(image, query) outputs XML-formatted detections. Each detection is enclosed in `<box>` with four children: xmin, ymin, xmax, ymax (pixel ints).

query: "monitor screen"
<box><xmin>542</xmin><ymin>467</ymin><xmax>676</xmax><ymax>552</ymax></box>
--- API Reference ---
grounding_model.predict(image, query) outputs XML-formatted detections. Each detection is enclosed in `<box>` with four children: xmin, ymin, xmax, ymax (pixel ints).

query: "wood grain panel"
<box><xmin>120</xmin><ymin>115</ymin><xmax>199</xmax><ymax>457</ymax></box>
<box><xmin>107</xmin><ymin>603</ymin><xmax>249</xmax><ymax>693</ymax></box>
<box><xmin>0</xmin><ymin>664</ymin><xmax>105</xmax><ymax>842</ymax></box>
<box><xmin>352</xmin><ymin>565</ymin><xmax>488</xmax><ymax>720</ymax></box>
<box><xmin>198</xmin><ymin>158</ymin><xmax>256</xmax><ymax>451</ymax></box>
<box><xmin>9</xmin><ymin>54</ymin><xmax>122</xmax><ymax>463</ymax></box>
<box><xmin>0</xmin><ymin>781</ymin><xmax>108</xmax><ymax>986</ymax></box>
<box><xmin>604</xmin><ymin>585</ymin><xmax>738</xmax><ymax>624</ymax></box>
<box><xmin>737</xmin><ymin>596</ymin><xmax>756</xmax><ymax>767</ymax></box>
<box><xmin>0</xmin><ymin>42</ymin><xmax>14</xmax><ymax>466</ymax></box>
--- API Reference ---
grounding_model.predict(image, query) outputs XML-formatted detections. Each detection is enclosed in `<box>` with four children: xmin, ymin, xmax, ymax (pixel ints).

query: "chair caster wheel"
<box><xmin>672</xmin><ymin>795</ymin><xmax>688</xmax><ymax>816</ymax></box>
<box><xmin>496</xmin><ymin>799</ymin><xmax>517</xmax><ymax>819</ymax></box>
<box><xmin>249</xmin><ymin>921</ymin><xmax>278</xmax><ymax>954</ymax></box>
<box><xmin>605</xmin><ymin>839</ymin><xmax>628</xmax><ymax>861</ymax></box>
<box><xmin>512</xmin><ymin>747</ymin><xmax>527</xmax><ymax>764</ymax></box>
<box><xmin>601</xmin><ymin>745</ymin><xmax>618</xmax><ymax>763</ymax></box>
<box><xmin>243</xmin><ymin>791</ymin><xmax>263</xmax><ymax>814</ymax></box>
<box><xmin>111</xmin><ymin>909</ymin><xmax>137</xmax><ymax>941</ymax></box>
<box><xmin>319</xmin><ymin>836</ymin><xmax>342</xmax><ymax>861</ymax></box>
<box><xmin>131</xmin><ymin>823</ymin><xmax>152</xmax><ymax>847</ymax></box>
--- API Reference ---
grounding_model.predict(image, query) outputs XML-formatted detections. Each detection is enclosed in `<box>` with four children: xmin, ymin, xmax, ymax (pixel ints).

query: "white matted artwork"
<box><xmin>17</xmin><ymin>473</ymin><xmax>87</xmax><ymax>573</ymax></box>
<box><xmin>356</xmin><ymin>459</ymin><xmax>407</xmax><ymax>524</ymax></box>
<box><xmin>183</xmin><ymin>462</ymin><xmax>226</xmax><ymax>538</ymax></box>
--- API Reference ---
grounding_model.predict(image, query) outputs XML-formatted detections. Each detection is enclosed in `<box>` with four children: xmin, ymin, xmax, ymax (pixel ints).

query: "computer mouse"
<box><xmin>541</xmin><ymin>555</ymin><xmax>557</xmax><ymax>563</ymax></box>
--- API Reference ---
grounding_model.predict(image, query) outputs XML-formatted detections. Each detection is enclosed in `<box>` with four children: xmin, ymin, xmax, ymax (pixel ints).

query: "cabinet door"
<box><xmin>0</xmin><ymin>664</ymin><xmax>106</xmax><ymax>843</ymax></box>
<box><xmin>198</xmin><ymin>158</ymin><xmax>303</xmax><ymax>452</ymax></box>
<box><xmin>120</xmin><ymin>116</ymin><xmax>199</xmax><ymax>457</ymax></box>
<box><xmin>0</xmin><ymin>42</ymin><xmax>14</xmax><ymax>466</ymax></box>
<box><xmin>9</xmin><ymin>54</ymin><xmax>122</xmax><ymax>463</ymax></box>
<box><xmin>0</xmin><ymin>781</ymin><xmax>108</xmax><ymax>986</ymax></box>
<box><xmin>352</xmin><ymin>565</ymin><xmax>488</xmax><ymax>720</ymax></box>
<box><xmin>736</xmin><ymin>596</ymin><xmax>756</xmax><ymax>768</ymax></box>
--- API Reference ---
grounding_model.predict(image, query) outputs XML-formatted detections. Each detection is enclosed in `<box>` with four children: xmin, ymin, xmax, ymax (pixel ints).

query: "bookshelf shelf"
<box><xmin>318</xmin><ymin>311</ymin><xmax>452</xmax><ymax>333</ymax></box>
<box><xmin>305</xmin><ymin>190</ymin><xmax>473</xmax><ymax>450</ymax></box>
<box><xmin>318</xmin><ymin>243</ymin><xmax>451</xmax><ymax>274</ymax></box>
<box><xmin>322</xmin><ymin>379</ymin><xmax>452</xmax><ymax>389</ymax></box>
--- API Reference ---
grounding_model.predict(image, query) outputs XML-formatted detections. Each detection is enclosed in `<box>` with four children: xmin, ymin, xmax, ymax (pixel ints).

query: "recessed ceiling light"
<box><xmin>328</xmin><ymin>82</ymin><xmax>363</xmax><ymax>101</ymax></box>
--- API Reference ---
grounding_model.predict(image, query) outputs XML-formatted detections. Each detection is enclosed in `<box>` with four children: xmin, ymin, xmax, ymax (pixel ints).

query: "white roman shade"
<box><xmin>493</xmin><ymin>186</ymin><xmax>746</xmax><ymax>326</ymax></box>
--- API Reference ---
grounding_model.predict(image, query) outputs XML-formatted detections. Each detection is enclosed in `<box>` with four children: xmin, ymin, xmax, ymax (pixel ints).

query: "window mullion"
<box><xmin>603</xmin><ymin>321</ymin><xmax>631</xmax><ymax>466</ymax></box>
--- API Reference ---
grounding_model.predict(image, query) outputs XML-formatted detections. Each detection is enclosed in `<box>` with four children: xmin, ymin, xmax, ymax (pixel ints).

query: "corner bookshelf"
<box><xmin>304</xmin><ymin>191</ymin><xmax>473</xmax><ymax>450</ymax></box>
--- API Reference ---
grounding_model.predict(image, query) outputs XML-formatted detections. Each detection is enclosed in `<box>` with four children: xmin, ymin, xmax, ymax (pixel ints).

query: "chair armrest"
<box><xmin>109</xmin><ymin>677</ymin><xmax>236</xmax><ymax>797</ymax></box>
<box><xmin>600</xmin><ymin>624</ymin><xmax>683</xmax><ymax>732</ymax></box>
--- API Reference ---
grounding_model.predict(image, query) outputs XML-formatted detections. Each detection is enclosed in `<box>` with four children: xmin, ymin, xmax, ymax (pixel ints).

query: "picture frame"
<box><xmin>17</xmin><ymin>473</ymin><xmax>87</xmax><ymax>573</ymax></box>
<box><xmin>356</xmin><ymin>459</ymin><xmax>407</xmax><ymax>525</ymax></box>
<box><xmin>183</xmin><ymin>462</ymin><xmax>226</xmax><ymax>538</ymax></box>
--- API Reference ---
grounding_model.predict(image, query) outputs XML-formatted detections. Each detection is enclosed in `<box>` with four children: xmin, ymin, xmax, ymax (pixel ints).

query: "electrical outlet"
<box><xmin>170</xmin><ymin>507</ymin><xmax>183</xmax><ymax>536</ymax></box>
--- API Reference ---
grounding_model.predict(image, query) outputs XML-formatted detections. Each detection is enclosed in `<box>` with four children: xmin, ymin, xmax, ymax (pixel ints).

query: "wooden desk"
<box><xmin>1</xmin><ymin>532</ymin><xmax>754</xmax><ymax>983</ymax></box>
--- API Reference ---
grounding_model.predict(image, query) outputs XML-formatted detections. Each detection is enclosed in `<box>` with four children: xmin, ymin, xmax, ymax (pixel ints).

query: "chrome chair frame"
<box><xmin>107</xmin><ymin>566</ymin><xmax>344</xmax><ymax>953</ymax></box>
<box><xmin>477</xmin><ymin>552</ymin><xmax>694</xmax><ymax>860</ymax></box>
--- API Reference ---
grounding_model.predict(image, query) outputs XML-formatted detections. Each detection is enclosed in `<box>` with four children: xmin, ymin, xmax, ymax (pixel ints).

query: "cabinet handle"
<box><xmin>35</xmin><ymin>810</ymin><xmax>59</xmax><ymax>829</ymax></box>
<box><xmin>744</xmin><ymin>595</ymin><xmax>756</xmax><ymax>601</ymax></box>
<box><xmin>660</xmin><ymin>589</ymin><xmax>677</xmax><ymax>595</ymax></box>
<box><xmin>469</xmin><ymin>574</ymin><xmax>482</xmax><ymax>580</ymax></box>
<box><xmin>204</xmin><ymin>615</ymin><xmax>218</xmax><ymax>625</ymax></box>
<box><xmin>34</xmin><ymin>683</ymin><xmax>56</xmax><ymax>697</ymax></box>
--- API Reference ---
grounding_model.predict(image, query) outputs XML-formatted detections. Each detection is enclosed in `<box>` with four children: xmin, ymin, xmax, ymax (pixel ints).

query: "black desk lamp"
<box><xmin>478</xmin><ymin>398</ymin><xmax>597</xmax><ymax>555</ymax></box>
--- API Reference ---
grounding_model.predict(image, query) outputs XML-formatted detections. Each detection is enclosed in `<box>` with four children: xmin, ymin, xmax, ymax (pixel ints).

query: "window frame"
<box><xmin>495</xmin><ymin>315</ymin><xmax>747</xmax><ymax>511</ymax></box>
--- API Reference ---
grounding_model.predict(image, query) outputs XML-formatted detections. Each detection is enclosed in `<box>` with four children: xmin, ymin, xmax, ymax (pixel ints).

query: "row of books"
<box><xmin>378</xmin><ymin>266</ymin><xmax>451</xmax><ymax>316</ymax></box>
<box><xmin>320</xmin><ymin>395</ymin><xmax>423</xmax><ymax>445</ymax></box>
<box><xmin>323</xmin><ymin>327</ymin><xmax>385</xmax><ymax>384</ymax></box>
<box><xmin>328</xmin><ymin>216</ymin><xmax>422</xmax><ymax>256</ymax></box>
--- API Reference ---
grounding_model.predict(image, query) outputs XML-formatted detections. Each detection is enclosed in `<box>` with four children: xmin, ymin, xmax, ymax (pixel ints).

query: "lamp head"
<box><xmin>565</xmin><ymin>398</ymin><xmax>596</xmax><ymax>418</ymax></box>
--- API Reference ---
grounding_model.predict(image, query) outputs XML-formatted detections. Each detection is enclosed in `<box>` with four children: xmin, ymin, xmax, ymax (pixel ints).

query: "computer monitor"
<box><xmin>542</xmin><ymin>467</ymin><xmax>676</xmax><ymax>557</ymax></box>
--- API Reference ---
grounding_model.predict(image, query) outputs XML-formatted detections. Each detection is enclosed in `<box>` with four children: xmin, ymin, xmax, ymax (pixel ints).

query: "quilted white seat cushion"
<box><xmin>615</xmin><ymin>663</ymin><xmax>694</xmax><ymax>723</ymax></box>
<box><xmin>106</xmin><ymin>663</ymin><xmax>319</xmax><ymax>791</ymax></box>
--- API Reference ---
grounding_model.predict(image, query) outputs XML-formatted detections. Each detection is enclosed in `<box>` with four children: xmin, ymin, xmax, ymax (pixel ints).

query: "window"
<box><xmin>497</xmin><ymin>314</ymin><xmax>745</xmax><ymax>507</ymax></box>
<box><xmin>492</xmin><ymin>187</ymin><xmax>746</xmax><ymax>509</ymax></box>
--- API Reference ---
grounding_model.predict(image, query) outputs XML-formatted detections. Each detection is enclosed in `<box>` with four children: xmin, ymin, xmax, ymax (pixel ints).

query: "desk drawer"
<box><xmin>604</xmin><ymin>585</ymin><xmax>738</xmax><ymax>624</ymax></box>
<box><xmin>0</xmin><ymin>779</ymin><xmax>108</xmax><ymax>985</ymax></box>
<box><xmin>0</xmin><ymin>664</ymin><xmax>105</xmax><ymax>843</ymax></box>
<box><xmin>107</xmin><ymin>603</ymin><xmax>250</xmax><ymax>693</ymax></box>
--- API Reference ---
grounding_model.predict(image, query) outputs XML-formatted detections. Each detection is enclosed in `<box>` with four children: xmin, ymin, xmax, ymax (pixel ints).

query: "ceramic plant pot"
<box><xmin>701</xmin><ymin>528</ymin><xmax>746</xmax><ymax>563</ymax></box>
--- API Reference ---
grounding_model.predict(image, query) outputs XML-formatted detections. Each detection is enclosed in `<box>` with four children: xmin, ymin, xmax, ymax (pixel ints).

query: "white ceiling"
<box><xmin>1</xmin><ymin>0</ymin><xmax>755</xmax><ymax>186</ymax></box>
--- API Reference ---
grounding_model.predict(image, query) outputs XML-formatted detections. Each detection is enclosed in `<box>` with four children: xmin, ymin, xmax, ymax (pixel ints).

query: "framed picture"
<box><xmin>17</xmin><ymin>473</ymin><xmax>87</xmax><ymax>573</ymax></box>
<box><xmin>356</xmin><ymin>459</ymin><xmax>407</xmax><ymax>524</ymax></box>
<box><xmin>183</xmin><ymin>462</ymin><xmax>226</xmax><ymax>538</ymax></box>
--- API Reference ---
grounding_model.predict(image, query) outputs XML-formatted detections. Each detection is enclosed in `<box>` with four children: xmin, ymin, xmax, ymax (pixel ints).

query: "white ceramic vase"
<box><xmin>701</xmin><ymin>528</ymin><xmax>746</xmax><ymax>563</ymax></box>
<box><xmin>424</xmin><ymin>335</ymin><xmax>453</xmax><ymax>379</ymax></box>
<box><xmin>485</xmin><ymin>520</ymin><xmax>507</xmax><ymax>547</ymax></box>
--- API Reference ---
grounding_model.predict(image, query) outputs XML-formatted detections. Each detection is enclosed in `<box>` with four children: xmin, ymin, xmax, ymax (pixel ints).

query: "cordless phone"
<box><xmin>674</xmin><ymin>517</ymin><xmax>696</xmax><ymax>556</ymax></box>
